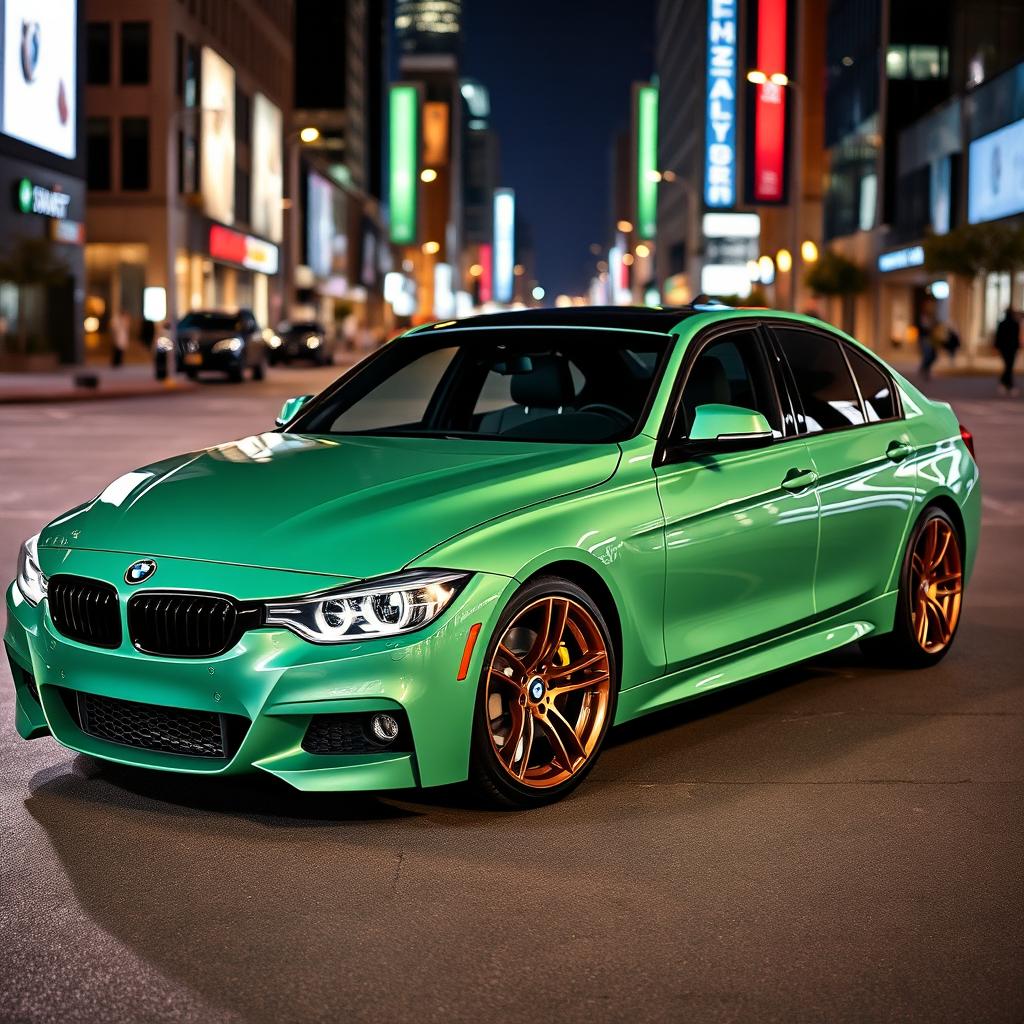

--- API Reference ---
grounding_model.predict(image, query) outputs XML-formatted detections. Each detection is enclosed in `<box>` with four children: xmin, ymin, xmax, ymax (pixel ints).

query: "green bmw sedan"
<box><xmin>5</xmin><ymin>306</ymin><xmax>980</xmax><ymax>807</ymax></box>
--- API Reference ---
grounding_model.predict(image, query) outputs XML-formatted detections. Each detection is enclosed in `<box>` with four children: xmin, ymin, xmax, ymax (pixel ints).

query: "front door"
<box><xmin>655</xmin><ymin>325</ymin><xmax>820</xmax><ymax>672</ymax></box>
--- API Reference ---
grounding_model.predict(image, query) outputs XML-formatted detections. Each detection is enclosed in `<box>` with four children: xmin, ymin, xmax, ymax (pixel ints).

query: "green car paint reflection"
<box><xmin>5</xmin><ymin>308</ymin><xmax>981</xmax><ymax>807</ymax></box>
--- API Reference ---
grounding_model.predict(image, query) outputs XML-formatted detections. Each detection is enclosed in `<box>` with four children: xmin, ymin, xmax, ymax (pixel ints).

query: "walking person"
<box><xmin>995</xmin><ymin>307</ymin><xmax>1021</xmax><ymax>397</ymax></box>
<box><xmin>916</xmin><ymin>299</ymin><xmax>939</xmax><ymax>379</ymax></box>
<box><xmin>110</xmin><ymin>309</ymin><xmax>130</xmax><ymax>368</ymax></box>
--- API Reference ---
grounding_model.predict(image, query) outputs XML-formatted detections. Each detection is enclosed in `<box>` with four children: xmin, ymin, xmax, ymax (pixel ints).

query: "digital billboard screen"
<box><xmin>1</xmin><ymin>0</ymin><xmax>77</xmax><ymax>159</ymax></box>
<box><xmin>968</xmin><ymin>118</ymin><xmax>1024</xmax><ymax>225</ymax></box>
<box><xmin>200</xmin><ymin>47</ymin><xmax>235</xmax><ymax>225</ymax></box>
<box><xmin>251</xmin><ymin>93</ymin><xmax>283</xmax><ymax>243</ymax></box>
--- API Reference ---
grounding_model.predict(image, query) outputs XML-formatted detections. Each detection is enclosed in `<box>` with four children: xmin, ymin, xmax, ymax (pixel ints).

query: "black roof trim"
<box><xmin>417</xmin><ymin>305</ymin><xmax>706</xmax><ymax>334</ymax></box>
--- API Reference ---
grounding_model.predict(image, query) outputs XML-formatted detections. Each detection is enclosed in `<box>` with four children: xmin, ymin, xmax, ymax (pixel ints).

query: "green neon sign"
<box><xmin>389</xmin><ymin>85</ymin><xmax>419</xmax><ymax>245</ymax></box>
<box><xmin>17</xmin><ymin>177</ymin><xmax>32</xmax><ymax>213</ymax></box>
<box><xmin>636</xmin><ymin>85</ymin><xmax>659</xmax><ymax>240</ymax></box>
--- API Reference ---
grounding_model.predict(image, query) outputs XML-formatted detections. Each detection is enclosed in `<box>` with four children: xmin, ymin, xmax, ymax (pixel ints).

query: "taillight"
<box><xmin>959</xmin><ymin>423</ymin><xmax>976</xmax><ymax>460</ymax></box>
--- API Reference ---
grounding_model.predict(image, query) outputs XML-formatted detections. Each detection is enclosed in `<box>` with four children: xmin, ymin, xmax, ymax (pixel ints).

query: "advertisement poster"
<box><xmin>200</xmin><ymin>46</ymin><xmax>235</xmax><ymax>225</ymax></box>
<box><xmin>968</xmin><ymin>118</ymin><xmax>1024</xmax><ymax>225</ymax></box>
<box><xmin>1</xmin><ymin>0</ymin><xmax>77</xmax><ymax>159</ymax></box>
<box><xmin>251</xmin><ymin>92</ymin><xmax>282</xmax><ymax>242</ymax></box>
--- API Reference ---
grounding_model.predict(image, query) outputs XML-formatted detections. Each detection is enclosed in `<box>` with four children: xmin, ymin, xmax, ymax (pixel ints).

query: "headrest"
<box><xmin>510</xmin><ymin>355</ymin><xmax>576</xmax><ymax>409</ymax></box>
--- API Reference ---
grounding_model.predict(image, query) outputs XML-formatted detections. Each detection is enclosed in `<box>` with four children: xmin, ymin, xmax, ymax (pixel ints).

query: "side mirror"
<box><xmin>276</xmin><ymin>394</ymin><xmax>312</xmax><ymax>428</ymax></box>
<box><xmin>688</xmin><ymin>403</ymin><xmax>773</xmax><ymax>445</ymax></box>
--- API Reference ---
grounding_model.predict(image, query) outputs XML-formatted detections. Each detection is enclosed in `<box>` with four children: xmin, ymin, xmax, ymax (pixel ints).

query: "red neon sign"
<box><xmin>479</xmin><ymin>243</ymin><xmax>493</xmax><ymax>303</ymax></box>
<box><xmin>753</xmin><ymin>0</ymin><xmax>788</xmax><ymax>203</ymax></box>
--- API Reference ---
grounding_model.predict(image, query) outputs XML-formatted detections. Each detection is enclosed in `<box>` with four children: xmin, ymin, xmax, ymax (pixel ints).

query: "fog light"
<box><xmin>370</xmin><ymin>713</ymin><xmax>400</xmax><ymax>744</ymax></box>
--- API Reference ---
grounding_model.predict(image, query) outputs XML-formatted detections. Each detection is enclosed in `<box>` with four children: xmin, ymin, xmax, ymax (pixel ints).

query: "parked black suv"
<box><xmin>178</xmin><ymin>309</ymin><xmax>267</xmax><ymax>382</ymax></box>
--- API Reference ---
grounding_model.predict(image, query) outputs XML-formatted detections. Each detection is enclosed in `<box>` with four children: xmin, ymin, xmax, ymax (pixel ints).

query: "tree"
<box><xmin>804</xmin><ymin>249</ymin><xmax>868</xmax><ymax>333</ymax></box>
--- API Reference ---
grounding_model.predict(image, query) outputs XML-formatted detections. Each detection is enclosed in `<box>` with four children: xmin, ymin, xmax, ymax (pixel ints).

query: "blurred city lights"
<box><xmin>617</xmin><ymin>219</ymin><xmax>634</xmax><ymax>233</ymax></box>
<box><xmin>635</xmin><ymin>243</ymin><xmax>651</xmax><ymax>258</ymax></box>
<box><xmin>776</xmin><ymin>248</ymin><xmax>793</xmax><ymax>273</ymax></box>
<box><xmin>531</xmin><ymin>285</ymin><xmax>545</xmax><ymax>300</ymax></box>
<box><xmin>801</xmin><ymin>240</ymin><xmax>819</xmax><ymax>263</ymax></box>
<box><xmin>420</xmin><ymin>168</ymin><xmax>438</xmax><ymax>182</ymax></box>
<box><xmin>299</xmin><ymin>126</ymin><xmax>320</xmax><ymax>142</ymax></box>
<box><xmin>469</xmin><ymin>263</ymin><xmax>483</xmax><ymax>277</ymax></box>
<box><xmin>422</xmin><ymin>240</ymin><xmax>440</xmax><ymax>254</ymax></box>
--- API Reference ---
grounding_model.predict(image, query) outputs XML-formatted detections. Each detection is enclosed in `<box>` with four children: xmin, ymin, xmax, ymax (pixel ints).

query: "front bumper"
<box><xmin>5</xmin><ymin>552</ymin><xmax>514</xmax><ymax>792</ymax></box>
<box><xmin>182</xmin><ymin>348</ymin><xmax>245</xmax><ymax>373</ymax></box>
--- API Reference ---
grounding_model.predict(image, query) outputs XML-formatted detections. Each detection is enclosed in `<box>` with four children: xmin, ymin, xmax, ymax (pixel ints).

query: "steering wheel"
<box><xmin>577</xmin><ymin>403</ymin><xmax>632</xmax><ymax>425</ymax></box>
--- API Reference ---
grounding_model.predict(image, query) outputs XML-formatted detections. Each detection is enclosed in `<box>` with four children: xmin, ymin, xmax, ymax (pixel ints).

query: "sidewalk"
<box><xmin>0</xmin><ymin>364</ymin><xmax>197</xmax><ymax>405</ymax></box>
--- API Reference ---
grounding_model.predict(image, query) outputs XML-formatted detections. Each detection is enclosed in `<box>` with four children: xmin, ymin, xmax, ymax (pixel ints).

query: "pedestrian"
<box><xmin>110</xmin><ymin>309</ymin><xmax>130</xmax><ymax>368</ymax></box>
<box><xmin>943</xmin><ymin>322</ymin><xmax>961</xmax><ymax>363</ymax></box>
<box><xmin>916</xmin><ymin>299</ymin><xmax>939</xmax><ymax>379</ymax></box>
<box><xmin>994</xmin><ymin>307</ymin><xmax>1020</xmax><ymax>396</ymax></box>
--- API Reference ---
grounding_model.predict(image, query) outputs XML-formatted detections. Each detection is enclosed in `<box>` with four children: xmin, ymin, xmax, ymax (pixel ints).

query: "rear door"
<box><xmin>654</xmin><ymin>322</ymin><xmax>819</xmax><ymax>671</ymax></box>
<box><xmin>769</xmin><ymin>324</ymin><xmax>916</xmax><ymax>615</ymax></box>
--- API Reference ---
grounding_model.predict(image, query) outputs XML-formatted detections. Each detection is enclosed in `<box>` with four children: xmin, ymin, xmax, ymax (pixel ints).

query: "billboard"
<box><xmin>704</xmin><ymin>0</ymin><xmax>737</xmax><ymax>208</ymax></box>
<box><xmin>251</xmin><ymin>93</ymin><xmax>283</xmax><ymax>243</ymax></box>
<box><xmin>748</xmin><ymin>0</ymin><xmax>789</xmax><ymax>203</ymax></box>
<box><xmin>200</xmin><ymin>47</ymin><xmax>235</xmax><ymax>225</ymax></box>
<box><xmin>968</xmin><ymin>118</ymin><xmax>1024</xmax><ymax>225</ymax></box>
<box><xmin>389</xmin><ymin>84</ymin><xmax>419</xmax><ymax>244</ymax></box>
<box><xmin>306</xmin><ymin>170</ymin><xmax>348</xmax><ymax>280</ymax></box>
<box><xmin>635</xmin><ymin>84</ymin><xmax>658</xmax><ymax>239</ymax></box>
<box><xmin>493</xmin><ymin>188</ymin><xmax>515</xmax><ymax>304</ymax></box>
<box><xmin>1</xmin><ymin>0</ymin><xmax>77</xmax><ymax>158</ymax></box>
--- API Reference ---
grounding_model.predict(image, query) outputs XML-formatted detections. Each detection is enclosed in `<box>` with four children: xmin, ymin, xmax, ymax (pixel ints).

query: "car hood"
<box><xmin>40</xmin><ymin>433</ymin><xmax>621</xmax><ymax>579</ymax></box>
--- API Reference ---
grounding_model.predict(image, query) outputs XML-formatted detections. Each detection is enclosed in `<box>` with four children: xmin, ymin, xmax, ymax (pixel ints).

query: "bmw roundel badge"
<box><xmin>125</xmin><ymin>559</ymin><xmax>157</xmax><ymax>585</ymax></box>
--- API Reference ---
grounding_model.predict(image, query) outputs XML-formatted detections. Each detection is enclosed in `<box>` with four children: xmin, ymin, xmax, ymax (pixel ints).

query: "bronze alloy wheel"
<box><xmin>485</xmin><ymin>596</ymin><xmax>612</xmax><ymax>789</ymax></box>
<box><xmin>909</xmin><ymin>516</ymin><xmax>963</xmax><ymax>654</ymax></box>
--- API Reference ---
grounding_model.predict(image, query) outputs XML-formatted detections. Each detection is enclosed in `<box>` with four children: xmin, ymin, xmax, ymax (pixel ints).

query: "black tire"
<box><xmin>468</xmin><ymin>576</ymin><xmax>618</xmax><ymax>808</ymax></box>
<box><xmin>251</xmin><ymin>359</ymin><xmax>266</xmax><ymax>381</ymax></box>
<box><xmin>861</xmin><ymin>506</ymin><xmax>965</xmax><ymax>668</ymax></box>
<box><xmin>184</xmin><ymin>368</ymin><xmax>198</xmax><ymax>381</ymax></box>
<box><xmin>228</xmin><ymin>366</ymin><xmax>244</xmax><ymax>383</ymax></box>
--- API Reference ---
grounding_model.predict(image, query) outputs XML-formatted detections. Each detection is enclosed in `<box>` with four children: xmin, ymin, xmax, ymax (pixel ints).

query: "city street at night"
<box><xmin>1</xmin><ymin>368</ymin><xmax>1021</xmax><ymax>1023</ymax></box>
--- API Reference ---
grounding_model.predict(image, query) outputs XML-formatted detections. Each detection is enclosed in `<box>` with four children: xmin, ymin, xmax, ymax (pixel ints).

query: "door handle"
<box><xmin>885</xmin><ymin>440</ymin><xmax>915</xmax><ymax>463</ymax></box>
<box><xmin>781</xmin><ymin>468</ymin><xmax>818</xmax><ymax>492</ymax></box>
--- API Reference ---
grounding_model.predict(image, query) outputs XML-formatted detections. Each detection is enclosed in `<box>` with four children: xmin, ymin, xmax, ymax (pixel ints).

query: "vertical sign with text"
<box><xmin>705</xmin><ymin>0</ymin><xmax>738</xmax><ymax>208</ymax></box>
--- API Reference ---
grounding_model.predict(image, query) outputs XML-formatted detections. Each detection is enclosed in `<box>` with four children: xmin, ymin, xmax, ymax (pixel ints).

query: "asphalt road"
<box><xmin>1</xmin><ymin>362</ymin><xmax>1021</xmax><ymax>1024</ymax></box>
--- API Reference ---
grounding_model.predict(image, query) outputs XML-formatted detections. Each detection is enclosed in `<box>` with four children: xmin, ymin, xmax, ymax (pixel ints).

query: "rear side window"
<box><xmin>846</xmin><ymin>346</ymin><xmax>897</xmax><ymax>421</ymax></box>
<box><xmin>775</xmin><ymin>329</ymin><xmax>864</xmax><ymax>433</ymax></box>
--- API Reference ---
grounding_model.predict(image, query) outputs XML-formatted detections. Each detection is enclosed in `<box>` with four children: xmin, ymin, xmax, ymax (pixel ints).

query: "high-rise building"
<box><xmin>0</xmin><ymin>1</ymin><xmax>86</xmax><ymax>368</ymax></box>
<box><xmin>395</xmin><ymin>0</ymin><xmax>462</xmax><ymax>58</ymax></box>
<box><xmin>293</xmin><ymin>0</ymin><xmax>390</xmax><ymax>333</ymax></box>
<box><xmin>823</xmin><ymin>0</ymin><xmax>1024</xmax><ymax>355</ymax></box>
<box><xmin>83</xmin><ymin>0</ymin><xmax>293</xmax><ymax>358</ymax></box>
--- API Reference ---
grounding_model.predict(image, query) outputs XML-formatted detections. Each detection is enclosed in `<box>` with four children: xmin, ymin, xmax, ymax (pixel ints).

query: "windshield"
<box><xmin>291</xmin><ymin>327</ymin><xmax>672</xmax><ymax>443</ymax></box>
<box><xmin>179</xmin><ymin>312</ymin><xmax>249</xmax><ymax>332</ymax></box>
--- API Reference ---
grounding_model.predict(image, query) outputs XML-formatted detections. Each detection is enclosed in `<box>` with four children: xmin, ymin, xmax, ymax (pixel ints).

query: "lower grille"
<box><xmin>70</xmin><ymin>690</ymin><xmax>248</xmax><ymax>759</ymax></box>
<box><xmin>302</xmin><ymin>712</ymin><xmax>411</xmax><ymax>755</ymax></box>
<box><xmin>127</xmin><ymin>592</ymin><xmax>262</xmax><ymax>658</ymax></box>
<box><xmin>48</xmin><ymin>575</ymin><xmax>122</xmax><ymax>648</ymax></box>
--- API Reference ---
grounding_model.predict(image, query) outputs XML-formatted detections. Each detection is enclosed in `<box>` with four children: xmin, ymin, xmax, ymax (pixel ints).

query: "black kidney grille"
<box><xmin>128</xmin><ymin>593</ymin><xmax>261</xmax><ymax>657</ymax></box>
<box><xmin>71</xmin><ymin>690</ymin><xmax>248</xmax><ymax>759</ymax></box>
<box><xmin>48</xmin><ymin>575</ymin><xmax>122</xmax><ymax>648</ymax></box>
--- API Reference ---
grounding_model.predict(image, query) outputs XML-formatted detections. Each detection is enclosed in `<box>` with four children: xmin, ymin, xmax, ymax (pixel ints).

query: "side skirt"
<box><xmin>614</xmin><ymin>591</ymin><xmax>898</xmax><ymax>725</ymax></box>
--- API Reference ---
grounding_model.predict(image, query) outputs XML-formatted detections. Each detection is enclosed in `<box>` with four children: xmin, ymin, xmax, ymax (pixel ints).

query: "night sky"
<box><xmin>460</xmin><ymin>0</ymin><xmax>656</xmax><ymax>299</ymax></box>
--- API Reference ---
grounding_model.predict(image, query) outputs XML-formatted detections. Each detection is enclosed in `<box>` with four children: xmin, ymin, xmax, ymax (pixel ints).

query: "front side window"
<box><xmin>675</xmin><ymin>331</ymin><xmax>782</xmax><ymax>441</ymax></box>
<box><xmin>775</xmin><ymin>329</ymin><xmax>864</xmax><ymax>432</ymax></box>
<box><xmin>293</xmin><ymin>329</ymin><xmax>671</xmax><ymax>444</ymax></box>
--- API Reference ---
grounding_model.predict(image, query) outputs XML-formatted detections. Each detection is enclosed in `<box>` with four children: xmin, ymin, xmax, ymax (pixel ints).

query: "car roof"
<box><xmin>415</xmin><ymin>305</ymin><xmax>712</xmax><ymax>335</ymax></box>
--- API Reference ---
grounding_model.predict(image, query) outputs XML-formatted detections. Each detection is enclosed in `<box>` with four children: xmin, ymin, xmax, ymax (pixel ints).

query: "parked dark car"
<box><xmin>178</xmin><ymin>309</ymin><xmax>267</xmax><ymax>382</ymax></box>
<box><xmin>267</xmin><ymin>321</ymin><xmax>334</xmax><ymax>366</ymax></box>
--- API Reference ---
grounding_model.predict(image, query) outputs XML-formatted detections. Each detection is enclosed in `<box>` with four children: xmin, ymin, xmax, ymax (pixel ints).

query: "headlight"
<box><xmin>155</xmin><ymin>335</ymin><xmax>174</xmax><ymax>352</ymax></box>
<box><xmin>212</xmin><ymin>336</ymin><xmax>244</xmax><ymax>354</ymax></box>
<box><xmin>265</xmin><ymin>569</ymin><xmax>469</xmax><ymax>644</ymax></box>
<box><xmin>16</xmin><ymin>534</ymin><xmax>47</xmax><ymax>606</ymax></box>
<box><xmin>305</xmin><ymin>335</ymin><xmax>321</xmax><ymax>349</ymax></box>
<box><xmin>267</xmin><ymin>334</ymin><xmax>282</xmax><ymax>349</ymax></box>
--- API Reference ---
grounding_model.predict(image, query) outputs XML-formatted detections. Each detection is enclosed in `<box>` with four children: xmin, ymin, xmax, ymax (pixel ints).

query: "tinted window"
<box><xmin>121</xmin><ymin>117</ymin><xmax>150</xmax><ymax>190</ymax></box>
<box><xmin>846</xmin><ymin>347</ymin><xmax>897</xmax><ymax>421</ymax></box>
<box><xmin>121</xmin><ymin>22</ymin><xmax>150</xmax><ymax>85</ymax></box>
<box><xmin>776</xmin><ymin>329</ymin><xmax>864</xmax><ymax>432</ymax></box>
<box><xmin>86</xmin><ymin>118</ymin><xmax>111</xmax><ymax>190</ymax></box>
<box><xmin>677</xmin><ymin>331</ymin><xmax>782</xmax><ymax>439</ymax></box>
<box><xmin>86</xmin><ymin>23</ymin><xmax>111</xmax><ymax>85</ymax></box>
<box><xmin>295</xmin><ymin>330</ymin><xmax>671</xmax><ymax>444</ymax></box>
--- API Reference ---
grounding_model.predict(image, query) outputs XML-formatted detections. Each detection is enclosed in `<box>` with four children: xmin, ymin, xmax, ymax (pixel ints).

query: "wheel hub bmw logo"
<box><xmin>125</xmin><ymin>559</ymin><xmax>157</xmax><ymax>585</ymax></box>
<box><xmin>528</xmin><ymin>677</ymin><xmax>546</xmax><ymax>701</ymax></box>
